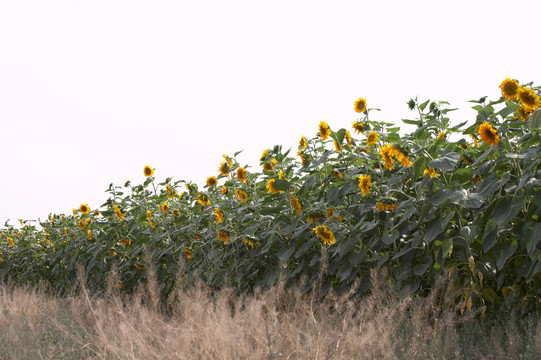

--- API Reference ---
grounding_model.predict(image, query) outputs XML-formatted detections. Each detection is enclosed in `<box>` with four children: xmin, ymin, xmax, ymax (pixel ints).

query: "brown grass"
<box><xmin>1</xmin><ymin>270</ymin><xmax>541</xmax><ymax>359</ymax></box>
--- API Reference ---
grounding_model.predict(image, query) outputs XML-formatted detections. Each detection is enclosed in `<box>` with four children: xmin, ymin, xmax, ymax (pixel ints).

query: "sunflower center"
<box><xmin>504</xmin><ymin>82</ymin><xmax>517</xmax><ymax>95</ymax></box>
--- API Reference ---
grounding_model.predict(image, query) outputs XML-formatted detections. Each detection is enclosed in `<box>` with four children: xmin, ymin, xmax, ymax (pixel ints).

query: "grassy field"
<box><xmin>2</xmin><ymin>269</ymin><xmax>541</xmax><ymax>360</ymax></box>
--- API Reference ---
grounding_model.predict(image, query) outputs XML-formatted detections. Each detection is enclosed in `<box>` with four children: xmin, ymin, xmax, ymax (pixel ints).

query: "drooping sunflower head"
<box><xmin>79</xmin><ymin>204</ymin><xmax>90</xmax><ymax>214</ymax></box>
<box><xmin>299</xmin><ymin>135</ymin><xmax>307</xmax><ymax>149</ymax></box>
<box><xmin>266</xmin><ymin>179</ymin><xmax>283</xmax><ymax>194</ymax></box>
<box><xmin>333</xmin><ymin>140</ymin><xmax>341</xmax><ymax>152</ymax></box>
<box><xmin>352</xmin><ymin>121</ymin><xmax>364</xmax><ymax>135</ymax></box>
<box><xmin>344</xmin><ymin>130</ymin><xmax>352</xmax><ymax>146</ymax></box>
<box><xmin>235</xmin><ymin>189</ymin><xmax>249</xmax><ymax>203</ymax></box>
<box><xmin>317</xmin><ymin>121</ymin><xmax>331</xmax><ymax>140</ymax></box>
<box><xmin>367</xmin><ymin>131</ymin><xmax>379</xmax><ymax>147</ymax></box>
<box><xmin>223</xmin><ymin>154</ymin><xmax>233</xmax><ymax>168</ymax></box>
<box><xmin>423</xmin><ymin>167</ymin><xmax>438</xmax><ymax>178</ymax></box>
<box><xmin>183</xmin><ymin>249</ymin><xmax>193</xmax><ymax>259</ymax></box>
<box><xmin>236</xmin><ymin>167</ymin><xmax>247</xmax><ymax>183</ymax></box>
<box><xmin>478</xmin><ymin>122</ymin><xmax>500</xmax><ymax>147</ymax></box>
<box><xmin>143</xmin><ymin>165</ymin><xmax>154</xmax><ymax>177</ymax></box>
<box><xmin>260</xmin><ymin>149</ymin><xmax>269</xmax><ymax>161</ymax></box>
<box><xmin>518</xmin><ymin>87</ymin><xmax>541</xmax><ymax>111</ymax></box>
<box><xmin>206</xmin><ymin>176</ymin><xmax>218</xmax><ymax>187</ymax></box>
<box><xmin>262</xmin><ymin>158</ymin><xmax>277</xmax><ymax>171</ymax></box>
<box><xmin>499</xmin><ymin>78</ymin><xmax>520</xmax><ymax>101</ymax></box>
<box><xmin>217</xmin><ymin>231</ymin><xmax>229</xmax><ymax>244</ymax></box>
<box><xmin>218</xmin><ymin>161</ymin><xmax>230</xmax><ymax>176</ymax></box>
<box><xmin>197</xmin><ymin>194</ymin><xmax>210</xmax><ymax>206</ymax></box>
<box><xmin>358</xmin><ymin>175</ymin><xmax>372</xmax><ymax>196</ymax></box>
<box><xmin>214</xmin><ymin>208</ymin><xmax>224</xmax><ymax>223</ymax></box>
<box><xmin>517</xmin><ymin>106</ymin><xmax>532</xmax><ymax>121</ymax></box>
<box><xmin>160</xmin><ymin>203</ymin><xmax>169</xmax><ymax>213</ymax></box>
<box><xmin>354</xmin><ymin>97</ymin><xmax>367</xmax><ymax>113</ymax></box>
<box><xmin>290</xmin><ymin>196</ymin><xmax>302</xmax><ymax>215</ymax></box>
<box><xmin>436</xmin><ymin>131</ymin><xmax>445</xmax><ymax>140</ymax></box>
<box><xmin>379</xmin><ymin>143</ymin><xmax>397</xmax><ymax>170</ymax></box>
<box><xmin>313</xmin><ymin>225</ymin><xmax>336</xmax><ymax>246</ymax></box>
<box><xmin>221</xmin><ymin>186</ymin><xmax>228</xmax><ymax>195</ymax></box>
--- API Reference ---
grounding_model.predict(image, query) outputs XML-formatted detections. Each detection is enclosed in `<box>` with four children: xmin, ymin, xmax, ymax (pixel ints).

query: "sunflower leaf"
<box><xmin>529</xmin><ymin>108</ymin><xmax>541</xmax><ymax>134</ymax></box>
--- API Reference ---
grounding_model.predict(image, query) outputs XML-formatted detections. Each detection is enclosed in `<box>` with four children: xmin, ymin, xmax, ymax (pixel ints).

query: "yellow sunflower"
<box><xmin>352</xmin><ymin>121</ymin><xmax>364</xmax><ymax>135</ymax></box>
<box><xmin>6</xmin><ymin>237</ymin><xmax>13</xmax><ymax>247</ymax></box>
<box><xmin>235</xmin><ymin>189</ymin><xmax>249</xmax><ymax>203</ymax></box>
<box><xmin>214</xmin><ymin>208</ymin><xmax>224</xmax><ymax>223</ymax></box>
<box><xmin>499</xmin><ymin>78</ymin><xmax>519</xmax><ymax>101</ymax></box>
<box><xmin>436</xmin><ymin>131</ymin><xmax>445</xmax><ymax>140</ymax></box>
<box><xmin>218</xmin><ymin>161</ymin><xmax>230</xmax><ymax>176</ymax></box>
<box><xmin>221</xmin><ymin>186</ymin><xmax>228</xmax><ymax>195</ymax></box>
<box><xmin>394</xmin><ymin>148</ymin><xmax>412</xmax><ymax>167</ymax></box>
<box><xmin>114</xmin><ymin>204</ymin><xmax>126</xmax><ymax>219</ymax></box>
<box><xmin>423</xmin><ymin>167</ymin><xmax>438</xmax><ymax>178</ymax></box>
<box><xmin>354</xmin><ymin>97</ymin><xmax>367</xmax><ymax>113</ymax></box>
<box><xmin>518</xmin><ymin>87</ymin><xmax>541</xmax><ymax>111</ymax></box>
<box><xmin>143</xmin><ymin>165</ymin><xmax>154</xmax><ymax>177</ymax></box>
<box><xmin>183</xmin><ymin>249</ymin><xmax>193</xmax><ymax>259</ymax></box>
<box><xmin>517</xmin><ymin>106</ymin><xmax>532</xmax><ymax>121</ymax></box>
<box><xmin>358</xmin><ymin>175</ymin><xmax>372</xmax><ymax>196</ymax></box>
<box><xmin>318</xmin><ymin>121</ymin><xmax>331</xmax><ymax>141</ymax></box>
<box><xmin>79</xmin><ymin>204</ymin><xmax>90</xmax><ymax>214</ymax></box>
<box><xmin>290</xmin><ymin>196</ymin><xmax>302</xmax><ymax>215</ymax></box>
<box><xmin>299</xmin><ymin>135</ymin><xmax>307</xmax><ymax>149</ymax></box>
<box><xmin>367</xmin><ymin>131</ymin><xmax>378</xmax><ymax>147</ymax></box>
<box><xmin>313</xmin><ymin>225</ymin><xmax>336</xmax><ymax>245</ymax></box>
<box><xmin>206</xmin><ymin>176</ymin><xmax>217</xmax><ymax>187</ymax></box>
<box><xmin>379</xmin><ymin>143</ymin><xmax>397</xmax><ymax>170</ymax></box>
<box><xmin>260</xmin><ymin>149</ymin><xmax>269</xmax><ymax>161</ymax></box>
<box><xmin>263</xmin><ymin>158</ymin><xmax>277</xmax><ymax>171</ymax></box>
<box><xmin>197</xmin><ymin>194</ymin><xmax>210</xmax><ymax>206</ymax></box>
<box><xmin>333</xmin><ymin>140</ymin><xmax>341</xmax><ymax>152</ymax></box>
<box><xmin>266</xmin><ymin>179</ymin><xmax>283</xmax><ymax>194</ymax></box>
<box><xmin>217</xmin><ymin>231</ymin><xmax>229</xmax><ymax>244</ymax></box>
<box><xmin>478</xmin><ymin>122</ymin><xmax>500</xmax><ymax>146</ymax></box>
<box><xmin>297</xmin><ymin>150</ymin><xmax>307</xmax><ymax>166</ymax></box>
<box><xmin>160</xmin><ymin>202</ymin><xmax>169</xmax><ymax>213</ymax></box>
<box><xmin>236</xmin><ymin>167</ymin><xmax>247</xmax><ymax>183</ymax></box>
<box><xmin>345</xmin><ymin>130</ymin><xmax>352</xmax><ymax>146</ymax></box>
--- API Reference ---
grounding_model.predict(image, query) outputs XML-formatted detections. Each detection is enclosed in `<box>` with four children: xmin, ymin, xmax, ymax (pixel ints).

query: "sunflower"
<box><xmin>114</xmin><ymin>204</ymin><xmax>126</xmax><ymax>219</ymax></box>
<box><xmin>223</xmin><ymin>155</ymin><xmax>233</xmax><ymax>168</ymax></box>
<box><xmin>266</xmin><ymin>179</ymin><xmax>283</xmax><ymax>194</ymax></box>
<box><xmin>517</xmin><ymin>106</ymin><xmax>532</xmax><ymax>121</ymax></box>
<box><xmin>379</xmin><ymin>144</ymin><xmax>397</xmax><ymax>170</ymax></box>
<box><xmin>299</xmin><ymin>135</ymin><xmax>307</xmax><ymax>149</ymax></box>
<box><xmin>146</xmin><ymin>211</ymin><xmax>152</xmax><ymax>219</ymax></box>
<box><xmin>352</xmin><ymin>121</ymin><xmax>364</xmax><ymax>135</ymax></box>
<box><xmin>358</xmin><ymin>175</ymin><xmax>372</xmax><ymax>196</ymax></box>
<box><xmin>217</xmin><ymin>231</ymin><xmax>229</xmax><ymax>244</ymax></box>
<box><xmin>436</xmin><ymin>131</ymin><xmax>445</xmax><ymax>140</ymax></box>
<box><xmin>197</xmin><ymin>194</ymin><xmax>210</xmax><ymax>206</ymax></box>
<box><xmin>478</xmin><ymin>122</ymin><xmax>500</xmax><ymax>146</ymax></box>
<box><xmin>423</xmin><ymin>167</ymin><xmax>438</xmax><ymax>178</ymax></box>
<box><xmin>354</xmin><ymin>97</ymin><xmax>367</xmax><ymax>113</ymax></box>
<box><xmin>332</xmin><ymin>170</ymin><xmax>343</xmax><ymax>179</ymax></box>
<box><xmin>78</xmin><ymin>220</ymin><xmax>87</xmax><ymax>230</ymax></box>
<box><xmin>119</xmin><ymin>238</ymin><xmax>131</xmax><ymax>246</ymax></box>
<box><xmin>87</xmin><ymin>230</ymin><xmax>92</xmax><ymax>239</ymax></box>
<box><xmin>79</xmin><ymin>204</ymin><xmax>90</xmax><ymax>214</ymax></box>
<box><xmin>206</xmin><ymin>176</ymin><xmax>217</xmax><ymax>187</ymax></box>
<box><xmin>143</xmin><ymin>165</ymin><xmax>154</xmax><ymax>177</ymax></box>
<box><xmin>260</xmin><ymin>149</ymin><xmax>269</xmax><ymax>161</ymax></box>
<box><xmin>221</xmin><ymin>186</ymin><xmax>228</xmax><ymax>195</ymax></box>
<box><xmin>160</xmin><ymin>202</ymin><xmax>169</xmax><ymax>213</ymax></box>
<box><xmin>345</xmin><ymin>130</ymin><xmax>352</xmax><ymax>146</ymax></box>
<box><xmin>394</xmin><ymin>148</ymin><xmax>412</xmax><ymax>167</ymax></box>
<box><xmin>214</xmin><ymin>208</ymin><xmax>224</xmax><ymax>223</ymax></box>
<box><xmin>6</xmin><ymin>237</ymin><xmax>13</xmax><ymax>247</ymax></box>
<box><xmin>367</xmin><ymin>131</ymin><xmax>378</xmax><ymax>147</ymax></box>
<box><xmin>218</xmin><ymin>161</ymin><xmax>230</xmax><ymax>176</ymax></box>
<box><xmin>313</xmin><ymin>225</ymin><xmax>336</xmax><ymax>245</ymax></box>
<box><xmin>376</xmin><ymin>202</ymin><xmax>386</xmax><ymax>211</ymax></box>
<box><xmin>172</xmin><ymin>209</ymin><xmax>180</xmax><ymax>216</ymax></box>
<box><xmin>333</xmin><ymin>140</ymin><xmax>341</xmax><ymax>152</ymax></box>
<box><xmin>263</xmin><ymin>158</ymin><xmax>277</xmax><ymax>171</ymax></box>
<box><xmin>297</xmin><ymin>150</ymin><xmax>307</xmax><ymax>166</ymax></box>
<box><xmin>235</xmin><ymin>189</ymin><xmax>249</xmax><ymax>203</ymax></box>
<box><xmin>499</xmin><ymin>78</ymin><xmax>519</xmax><ymax>101</ymax></box>
<box><xmin>318</xmin><ymin>121</ymin><xmax>331</xmax><ymax>141</ymax></box>
<box><xmin>290</xmin><ymin>196</ymin><xmax>302</xmax><ymax>215</ymax></box>
<box><xmin>518</xmin><ymin>87</ymin><xmax>541</xmax><ymax>111</ymax></box>
<box><xmin>183</xmin><ymin>249</ymin><xmax>193</xmax><ymax>259</ymax></box>
<box><xmin>109</xmin><ymin>250</ymin><xmax>117</xmax><ymax>257</ymax></box>
<box><xmin>469</xmin><ymin>134</ymin><xmax>479</xmax><ymax>147</ymax></box>
<box><xmin>236</xmin><ymin>167</ymin><xmax>247</xmax><ymax>183</ymax></box>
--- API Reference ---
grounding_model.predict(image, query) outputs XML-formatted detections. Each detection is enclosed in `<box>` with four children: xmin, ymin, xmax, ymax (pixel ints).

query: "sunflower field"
<box><xmin>2</xmin><ymin>78</ymin><xmax>541</xmax><ymax>315</ymax></box>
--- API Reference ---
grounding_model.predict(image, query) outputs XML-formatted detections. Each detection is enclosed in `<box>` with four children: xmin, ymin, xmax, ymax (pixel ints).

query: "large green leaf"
<box><xmin>492</xmin><ymin>197</ymin><xmax>522</xmax><ymax>227</ymax></box>
<box><xmin>524</xmin><ymin>221</ymin><xmax>541</xmax><ymax>255</ymax></box>
<box><xmin>429</xmin><ymin>152</ymin><xmax>460</xmax><ymax>171</ymax></box>
<box><xmin>529</xmin><ymin>108</ymin><xmax>541</xmax><ymax>133</ymax></box>
<box><xmin>413</xmin><ymin>155</ymin><xmax>430</xmax><ymax>178</ymax></box>
<box><xmin>482</xmin><ymin>218</ymin><xmax>498</xmax><ymax>253</ymax></box>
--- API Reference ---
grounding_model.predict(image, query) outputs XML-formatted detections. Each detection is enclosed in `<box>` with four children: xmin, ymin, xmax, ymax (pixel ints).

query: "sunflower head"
<box><xmin>423</xmin><ymin>167</ymin><xmax>438</xmax><ymax>178</ymax></box>
<box><xmin>352</xmin><ymin>121</ymin><xmax>364</xmax><ymax>135</ymax></box>
<box><xmin>333</xmin><ymin>140</ymin><xmax>341</xmax><ymax>152</ymax></box>
<box><xmin>313</xmin><ymin>225</ymin><xmax>336</xmax><ymax>245</ymax></box>
<box><xmin>143</xmin><ymin>165</ymin><xmax>154</xmax><ymax>177</ymax></box>
<box><xmin>206</xmin><ymin>176</ymin><xmax>218</xmax><ymax>187</ymax></box>
<box><xmin>79</xmin><ymin>204</ymin><xmax>90</xmax><ymax>214</ymax></box>
<box><xmin>218</xmin><ymin>161</ymin><xmax>230</xmax><ymax>176</ymax></box>
<box><xmin>290</xmin><ymin>196</ymin><xmax>302</xmax><ymax>215</ymax></box>
<box><xmin>183</xmin><ymin>249</ymin><xmax>194</xmax><ymax>259</ymax></box>
<box><xmin>367</xmin><ymin>131</ymin><xmax>378</xmax><ymax>147</ymax></box>
<box><xmin>197</xmin><ymin>194</ymin><xmax>210</xmax><ymax>206</ymax></box>
<box><xmin>221</xmin><ymin>186</ymin><xmax>228</xmax><ymax>195</ymax></box>
<box><xmin>478</xmin><ymin>122</ymin><xmax>500</xmax><ymax>147</ymax></box>
<box><xmin>214</xmin><ymin>208</ymin><xmax>224</xmax><ymax>223</ymax></box>
<box><xmin>407</xmin><ymin>99</ymin><xmax>416</xmax><ymax>110</ymax></box>
<box><xmin>235</xmin><ymin>189</ymin><xmax>249</xmax><ymax>203</ymax></box>
<box><xmin>236</xmin><ymin>167</ymin><xmax>247</xmax><ymax>183</ymax></box>
<box><xmin>499</xmin><ymin>78</ymin><xmax>520</xmax><ymax>101</ymax></box>
<box><xmin>299</xmin><ymin>135</ymin><xmax>307</xmax><ymax>149</ymax></box>
<box><xmin>518</xmin><ymin>87</ymin><xmax>541</xmax><ymax>111</ymax></box>
<box><xmin>317</xmin><ymin>121</ymin><xmax>331</xmax><ymax>141</ymax></box>
<box><xmin>354</xmin><ymin>97</ymin><xmax>367</xmax><ymax>113</ymax></box>
<box><xmin>266</xmin><ymin>179</ymin><xmax>283</xmax><ymax>194</ymax></box>
<box><xmin>517</xmin><ymin>106</ymin><xmax>532</xmax><ymax>121</ymax></box>
<box><xmin>345</xmin><ymin>131</ymin><xmax>352</xmax><ymax>146</ymax></box>
<box><xmin>160</xmin><ymin>203</ymin><xmax>169</xmax><ymax>213</ymax></box>
<box><xmin>358</xmin><ymin>175</ymin><xmax>372</xmax><ymax>196</ymax></box>
<box><xmin>217</xmin><ymin>231</ymin><xmax>229</xmax><ymax>244</ymax></box>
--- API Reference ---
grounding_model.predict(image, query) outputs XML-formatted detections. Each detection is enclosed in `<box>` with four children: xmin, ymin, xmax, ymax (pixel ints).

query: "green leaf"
<box><xmin>413</xmin><ymin>262</ymin><xmax>430</xmax><ymax>276</ymax></box>
<box><xmin>529</xmin><ymin>108</ymin><xmax>541</xmax><ymax>133</ymax></box>
<box><xmin>492</xmin><ymin>197</ymin><xmax>521</xmax><ymax>227</ymax></box>
<box><xmin>451</xmin><ymin>168</ymin><xmax>472</xmax><ymax>184</ymax></box>
<box><xmin>496</xmin><ymin>239</ymin><xmax>518</xmax><ymax>270</ymax></box>
<box><xmin>413</xmin><ymin>156</ymin><xmax>430</xmax><ymax>178</ymax></box>
<box><xmin>482</xmin><ymin>218</ymin><xmax>498</xmax><ymax>253</ymax></box>
<box><xmin>402</xmin><ymin>119</ymin><xmax>421</xmax><ymax>126</ymax></box>
<box><xmin>425</xmin><ymin>220</ymin><xmax>443</xmax><ymax>243</ymax></box>
<box><xmin>382</xmin><ymin>229</ymin><xmax>399</xmax><ymax>245</ymax></box>
<box><xmin>524</xmin><ymin>222</ymin><xmax>541</xmax><ymax>255</ymax></box>
<box><xmin>429</xmin><ymin>152</ymin><xmax>460</xmax><ymax>171</ymax></box>
<box><xmin>272</xmin><ymin>178</ymin><xmax>289</xmax><ymax>192</ymax></box>
<box><xmin>419</xmin><ymin>99</ymin><xmax>430</xmax><ymax>111</ymax></box>
<box><xmin>326</xmin><ymin>186</ymin><xmax>340</xmax><ymax>203</ymax></box>
<box><xmin>277</xmin><ymin>246</ymin><xmax>295</xmax><ymax>261</ymax></box>
<box><xmin>498</xmin><ymin>103</ymin><xmax>519</xmax><ymax>119</ymax></box>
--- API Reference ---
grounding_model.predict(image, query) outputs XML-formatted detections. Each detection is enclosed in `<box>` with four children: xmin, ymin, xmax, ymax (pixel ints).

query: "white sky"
<box><xmin>1</xmin><ymin>0</ymin><xmax>540</xmax><ymax>227</ymax></box>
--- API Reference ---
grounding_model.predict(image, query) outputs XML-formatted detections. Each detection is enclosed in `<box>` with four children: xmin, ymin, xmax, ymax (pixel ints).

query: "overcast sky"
<box><xmin>1</xmin><ymin>0</ymin><xmax>540</xmax><ymax>227</ymax></box>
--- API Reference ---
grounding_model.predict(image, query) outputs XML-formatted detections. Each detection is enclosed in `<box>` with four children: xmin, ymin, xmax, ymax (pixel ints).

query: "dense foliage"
<box><xmin>2</xmin><ymin>79</ymin><xmax>541</xmax><ymax>314</ymax></box>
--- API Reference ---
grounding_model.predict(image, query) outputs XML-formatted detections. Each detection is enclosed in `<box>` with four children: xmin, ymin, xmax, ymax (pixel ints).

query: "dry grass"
<box><xmin>1</xmin><ymin>270</ymin><xmax>541</xmax><ymax>360</ymax></box>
